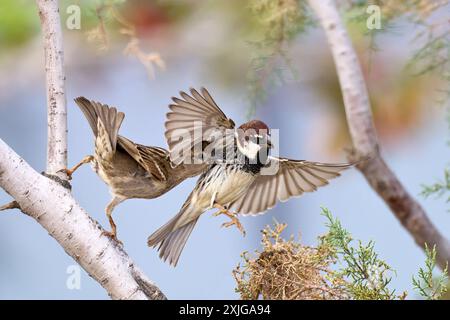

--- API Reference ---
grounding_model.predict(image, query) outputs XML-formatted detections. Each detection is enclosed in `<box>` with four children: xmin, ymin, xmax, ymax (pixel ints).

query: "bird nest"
<box><xmin>233</xmin><ymin>223</ymin><xmax>349</xmax><ymax>300</ymax></box>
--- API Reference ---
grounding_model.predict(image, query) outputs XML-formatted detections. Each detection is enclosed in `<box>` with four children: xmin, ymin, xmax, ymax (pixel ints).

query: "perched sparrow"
<box><xmin>64</xmin><ymin>97</ymin><xmax>206</xmax><ymax>242</ymax></box>
<box><xmin>147</xmin><ymin>88</ymin><xmax>354</xmax><ymax>266</ymax></box>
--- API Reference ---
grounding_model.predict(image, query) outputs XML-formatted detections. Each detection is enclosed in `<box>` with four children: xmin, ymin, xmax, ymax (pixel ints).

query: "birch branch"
<box><xmin>37</xmin><ymin>0</ymin><xmax>68</xmax><ymax>179</ymax></box>
<box><xmin>0</xmin><ymin>0</ymin><xmax>167</xmax><ymax>299</ymax></box>
<box><xmin>0</xmin><ymin>138</ymin><xmax>166</xmax><ymax>300</ymax></box>
<box><xmin>307</xmin><ymin>0</ymin><xmax>450</xmax><ymax>270</ymax></box>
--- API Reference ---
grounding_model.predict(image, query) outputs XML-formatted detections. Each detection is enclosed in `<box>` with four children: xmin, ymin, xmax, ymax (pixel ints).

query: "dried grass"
<box><xmin>233</xmin><ymin>223</ymin><xmax>349</xmax><ymax>300</ymax></box>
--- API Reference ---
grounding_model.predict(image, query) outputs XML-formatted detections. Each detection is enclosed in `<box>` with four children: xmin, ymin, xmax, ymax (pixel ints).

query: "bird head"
<box><xmin>236</xmin><ymin>120</ymin><xmax>272</xmax><ymax>160</ymax></box>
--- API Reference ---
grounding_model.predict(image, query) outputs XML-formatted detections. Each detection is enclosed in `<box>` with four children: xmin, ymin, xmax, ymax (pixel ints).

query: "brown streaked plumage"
<box><xmin>147</xmin><ymin>87</ymin><xmax>355</xmax><ymax>266</ymax></box>
<box><xmin>66</xmin><ymin>97</ymin><xmax>207</xmax><ymax>242</ymax></box>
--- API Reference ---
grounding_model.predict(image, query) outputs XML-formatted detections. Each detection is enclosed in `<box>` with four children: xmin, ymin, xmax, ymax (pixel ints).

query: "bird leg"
<box><xmin>213</xmin><ymin>204</ymin><xmax>246</xmax><ymax>236</ymax></box>
<box><xmin>102</xmin><ymin>196</ymin><xmax>124</xmax><ymax>245</ymax></box>
<box><xmin>60</xmin><ymin>155</ymin><xmax>94</xmax><ymax>180</ymax></box>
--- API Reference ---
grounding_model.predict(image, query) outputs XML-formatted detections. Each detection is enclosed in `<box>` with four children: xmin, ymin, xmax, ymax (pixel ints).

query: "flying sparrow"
<box><xmin>64</xmin><ymin>97</ymin><xmax>206</xmax><ymax>242</ymax></box>
<box><xmin>147</xmin><ymin>88</ymin><xmax>355</xmax><ymax>266</ymax></box>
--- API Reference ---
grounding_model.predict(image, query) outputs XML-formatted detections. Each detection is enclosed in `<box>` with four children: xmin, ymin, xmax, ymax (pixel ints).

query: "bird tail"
<box><xmin>74</xmin><ymin>97</ymin><xmax>125</xmax><ymax>151</ymax></box>
<box><xmin>148</xmin><ymin>201</ymin><xmax>199</xmax><ymax>267</ymax></box>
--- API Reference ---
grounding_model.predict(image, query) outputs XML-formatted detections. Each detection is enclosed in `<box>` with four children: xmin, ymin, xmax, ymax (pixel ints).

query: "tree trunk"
<box><xmin>307</xmin><ymin>0</ymin><xmax>450</xmax><ymax>270</ymax></box>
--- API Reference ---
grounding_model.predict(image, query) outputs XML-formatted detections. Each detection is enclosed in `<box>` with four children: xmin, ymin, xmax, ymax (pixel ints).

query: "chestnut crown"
<box><xmin>238</xmin><ymin>120</ymin><xmax>270</xmax><ymax>134</ymax></box>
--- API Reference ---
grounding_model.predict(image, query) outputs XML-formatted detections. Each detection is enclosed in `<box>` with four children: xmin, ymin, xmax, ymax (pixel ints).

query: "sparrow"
<box><xmin>63</xmin><ymin>97</ymin><xmax>206</xmax><ymax>242</ymax></box>
<box><xmin>147</xmin><ymin>87</ymin><xmax>355</xmax><ymax>266</ymax></box>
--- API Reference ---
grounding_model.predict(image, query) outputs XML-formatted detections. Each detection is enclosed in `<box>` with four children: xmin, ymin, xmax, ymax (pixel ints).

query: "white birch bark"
<box><xmin>36</xmin><ymin>0</ymin><xmax>68</xmax><ymax>178</ymax></box>
<box><xmin>307</xmin><ymin>0</ymin><xmax>450</xmax><ymax>270</ymax></box>
<box><xmin>0</xmin><ymin>138</ymin><xmax>166</xmax><ymax>300</ymax></box>
<box><xmin>0</xmin><ymin>0</ymin><xmax>166</xmax><ymax>299</ymax></box>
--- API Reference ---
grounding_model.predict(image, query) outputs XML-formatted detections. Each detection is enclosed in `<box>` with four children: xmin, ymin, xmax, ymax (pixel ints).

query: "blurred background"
<box><xmin>0</xmin><ymin>0</ymin><xmax>449</xmax><ymax>299</ymax></box>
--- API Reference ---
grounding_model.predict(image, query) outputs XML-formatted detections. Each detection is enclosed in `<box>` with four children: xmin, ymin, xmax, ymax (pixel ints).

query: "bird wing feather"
<box><xmin>117</xmin><ymin>136</ymin><xmax>169</xmax><ymax>182</ymax></box>
<box><xmin>229</xmin><ymin>157</ymin><xmax>354</xmax><ymax>216</ymax></box>
<box><xmin>165</xmin><ymin>87</ymin><xmax>235</xmax><ymax>165</ymax></box>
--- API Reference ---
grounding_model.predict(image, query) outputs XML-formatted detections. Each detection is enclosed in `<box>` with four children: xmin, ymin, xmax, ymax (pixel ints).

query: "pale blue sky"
<box><xmin>0</xmin><ymin>33</ymin><xmax>449</xmax><ymax>299</ymax></box>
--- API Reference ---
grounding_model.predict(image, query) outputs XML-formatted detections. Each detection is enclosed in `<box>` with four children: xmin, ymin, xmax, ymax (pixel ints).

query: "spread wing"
<box><xmin>228</xmin><ymin>157</ymin><xmax>353</xmax><ymax>216</ymax></box>
<box><xmin>165</xmin><ymin>87</ymin><xmax>235</xmax><ymax>165</ymax></box>
<box><xmin>117</xmin><ymin>136</ymin><xmax>170</xmax><ymax>181</ymax></box>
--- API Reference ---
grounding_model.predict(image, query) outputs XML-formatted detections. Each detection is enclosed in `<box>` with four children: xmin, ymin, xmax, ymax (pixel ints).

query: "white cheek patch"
<box><xmin>239</xmin><ymin>141</ymin><xmax>261</xmax><ymax>159</ymax></box>
<box><xmin>235</xmin><ymin>131</ymin><xmax>262</xmax><ymax>159</ymax></box>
